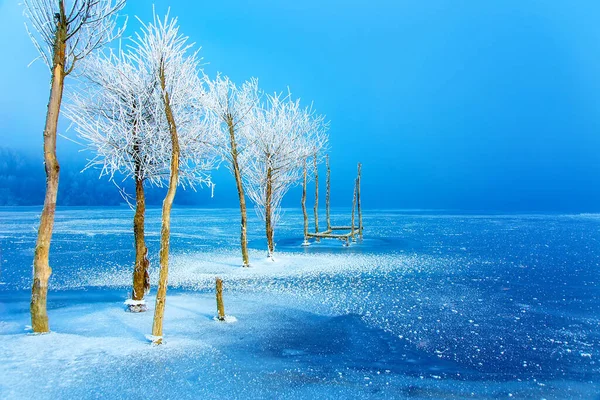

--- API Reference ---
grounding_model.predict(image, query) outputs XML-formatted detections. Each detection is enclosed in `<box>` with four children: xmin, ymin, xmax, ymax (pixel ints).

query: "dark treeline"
<box><xmin>0</xmin><ymin>147</ymin><xmax>213</xmax><ymax>207</ymax></box>
<box><xmin>0</xmin><ymin>147</ymin><xmax>47</xmax><ymax>206</ymax></box>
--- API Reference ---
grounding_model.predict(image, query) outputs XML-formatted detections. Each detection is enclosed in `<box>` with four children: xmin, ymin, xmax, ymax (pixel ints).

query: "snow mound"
<box><xmin>213</xmin><ymin>315</ymin><xmax>238</xmax><ymax>323</ymax></box>
<box><xmin>124</xmin><ymin>299</ymin><xmax>146</xmax><ymax>306</ymax></box>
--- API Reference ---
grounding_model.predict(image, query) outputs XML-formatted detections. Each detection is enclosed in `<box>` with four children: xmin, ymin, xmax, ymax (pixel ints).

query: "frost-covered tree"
<box><xmin>204</xmin><ymin>76</ymin><xmax>260</xmax><ymax>267</ymax></box>
<box><xmin>244</xmin><ymin>92</ymin><xmax>328</xmax><ymax>259</ymax></box>
<box><xmin>24</xmin><ymin>0</ymin><xmax>125</xmax><ymax>333</ymax></box>
<box><xmin>65</xmin><ymin>48</ymin><xmax>160</xmax><ymax>312</ymax></box>
<box><xmin>131</xmin><ymin>11</ymin><xmax>216</xmax><ymax>344</ymax></box>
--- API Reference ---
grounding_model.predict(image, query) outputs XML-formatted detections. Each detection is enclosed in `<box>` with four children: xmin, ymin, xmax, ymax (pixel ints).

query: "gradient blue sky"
<box><xmin>1</xmin><ymin>0</ymin><xmax>600</xmax><ymax>211</ymax></box>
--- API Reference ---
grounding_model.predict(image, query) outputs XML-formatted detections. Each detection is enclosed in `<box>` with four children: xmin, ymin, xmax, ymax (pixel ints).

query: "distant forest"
<box><xmin>0</xmin><ymin>147</ymin><xmax>214</xmax><ymax>206</ymax></box>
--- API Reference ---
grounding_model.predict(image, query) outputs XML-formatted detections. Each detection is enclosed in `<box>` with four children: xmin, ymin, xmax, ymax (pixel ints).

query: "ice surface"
<box><xmin>0</xmin><ymin>207</ymin><xmax>599</xmax><ymax>399</ymax></box>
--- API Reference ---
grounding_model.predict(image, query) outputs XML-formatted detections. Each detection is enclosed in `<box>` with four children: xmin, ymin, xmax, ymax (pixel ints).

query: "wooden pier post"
<box><xmin>357</xmin><ymin>162</ymin><xmax>363</xmax><ymax>240</ymax></box>
<box><xmin>313</xmin><ymin>154</ymin><xmax>320</xmax><ymax>241</ymax></box>
<box><xmin>216</xmin><ymin>277</ymin><xmax>225</xmax><ymax>321</ymax></box>
<box><xmin>301</xmin><ymin>159</ymin><xmax>309</xmax><ymax>246</ymax></box>
<box><xmin>326</xmin><ymin>154</ymin><xmax>331</xmax><ymax>231</ymax></box>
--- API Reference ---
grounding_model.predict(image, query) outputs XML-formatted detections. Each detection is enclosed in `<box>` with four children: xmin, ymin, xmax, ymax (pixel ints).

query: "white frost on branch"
<box><xmin>131</xmin><ymin>9</ymin><xmax>217</xmax><ymax>190</ymax></box>
<box><xmin>65</xmin><ymin>48</ymin><xmax>164</xmax><ymax>187</ymax></box>
<box><xmin>66</xmin><ymin>9</ymin><xmax>218</xmax><ymax>193</ymax></box>
<box><xmin>23</xmin><ymin>0</ymin><xmax>126</xmax><ymax>75</ymax></box>
<box><xmin>203</xmin><ymin>74</ymin><xmax>260</xmax><ymax>174</ymax></box>
<box><xmin>243</xmin><ymin>91</ymin><xmax>329</xmax><ymax>255</ymax></box>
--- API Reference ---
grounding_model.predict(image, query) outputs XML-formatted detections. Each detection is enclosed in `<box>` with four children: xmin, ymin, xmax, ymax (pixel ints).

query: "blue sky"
<box><xmin>1</xmin><ymin>0</ymin><xmax>600</xmax><ymax>211</ymax></box>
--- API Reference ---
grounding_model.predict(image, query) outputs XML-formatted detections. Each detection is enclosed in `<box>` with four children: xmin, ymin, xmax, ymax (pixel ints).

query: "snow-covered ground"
<box><xmin>0</xmin><ymin>290</ymin><xmax>468</xmax><ymax>399</ymax></box>
<box><xmin>1</xmin><ymin>207</ymin><xmax>599</xmax><ymax>399</ymax></box>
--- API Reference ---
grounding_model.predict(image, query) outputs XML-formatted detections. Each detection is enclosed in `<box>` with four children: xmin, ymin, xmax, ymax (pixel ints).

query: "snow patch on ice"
<box><xmin>77</xmin><ymin>246</ymin><xmax>451</xmax><ymax>291</ymax></box>
<box><xmin>124</xmin><ymin>299</ymin><xmax>146</xmax><ymax>306</ymax></box>
<box><xmin>213</xmin><ymin>315</ymin><xmax>238</xmax><ymax>323</ymax></box>
<box><xmin>145</xmin><ymin>334</ymin><xmax>163</xmax><ymax>344</ymax></box>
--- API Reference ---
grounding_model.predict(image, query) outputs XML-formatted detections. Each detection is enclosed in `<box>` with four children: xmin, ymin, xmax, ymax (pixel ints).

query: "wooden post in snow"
<box><xmin>326</xmin><ymin>154</ymin><xmax>331</xmax><ymax>231</ymax></box>
<box><xmin>216</xmin><ymin>277</ymin><xmax>225</xmax><ymax>321</ymax></box>
<box><xmin>357</xmin><ymin>162</ymin><xmax>363</xmax><ymax>240</ymax></box>
<box><xmin>301</xmin><ymin>159</ymin><xmax>309</xmax><ymax>245</ymax></box>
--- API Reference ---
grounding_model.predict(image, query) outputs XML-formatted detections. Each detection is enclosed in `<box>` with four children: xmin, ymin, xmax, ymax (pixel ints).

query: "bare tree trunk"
<box><xmin>151</xmin><ymin>64</ymin><xmax>180</xmax><ymax>344</ymax></box>
<box><xmin>130</xmin><ymin>110</ymin><xmax>150</xmax><ymax>310</ymax></box>
<box><xmin>326</xmin><ymin>154</ymin><xmax>331</xmax><ymax>231</ymax></box>
<box><xmin>351</xmin><ymin>177</ymin><xmax>357</xmax><ymax>242</ymax></box>
<box><xmin>130</xmin><ymin>172</ymin><xmax>149</xmax><ymax>311</ymax></box>
<box><xmin>265</xmin><ymin>165</ymin><xmax>274</xmax><ymax>258</ymax></box>
<box><xmin>227</xmin><ymin>118</ymin><xmax>250</xmax><ymax>267</ymax></box>
<box><xmin>313</xmin><ymin>155</ymin><xmax>319</xmax><ymax>241</ymax></box>
<box><xmin>301</xmin><ymin>159</ymin><xmax>309</xmax><ymax>245</ymax></box>
<box><xmin>215</xmin><ymin>277</ymin><xmax>225</xmax><ymax>321</ymax></box>
<box><xmin>31</xmin><ymin>16</ymin><xmax>67</xmax><ymax>334</ymax></box>
<box><xmin>357</xmin><ymin>162</ymin><xmax>363</xmax><ymax>240</ymax></box>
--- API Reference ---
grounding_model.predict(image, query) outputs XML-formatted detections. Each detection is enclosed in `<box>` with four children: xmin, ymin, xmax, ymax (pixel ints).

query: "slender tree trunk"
<box><xmin>351</xmin><ymin>177</ymin><xmax>357</xmax><ymax>242</ymax></box>
<box><xmin>227</xmin><ymin>118</ymin><xmax>250</xmax><ymax>267</ymax></box>
<box><xmin>326</xmin><ymin>154</ymin><xmax>331</xmax><ymax>231</ymax></box>
<box><xmin>131</xmin><ymin>109</ymin><xmax>150</xmax><ymax>310</ymax></box>
<box><xmin>215</xmin><ymin>277</ymin><xmax>225</xmax><ymax>321</ymax></box>
<box><xmin>152</xmin><ymin>65</ymin><xmax>180</xmax><ymax>344</ymax></box>
<box><xmin>357</xmin><ymin>162</ymin><xmax>363</xmax><ymax>240</ymax></box>
<box><xmin>301</xmin><ymin>159</ymin><xmax>308</xmax><ymax>245</ymax></box>
<box><xmin>31</xmin><ymin>19</ymin><xmax>67</xmax><ymax>334</ymax></box>
<box><xmin>265</xmin><ymin>165</ymin><xmax>274</xmax><ymax>258</ymax></box>
<box><xmin>313</xmin><ymin>155</ymin><xmax>319</xmax><ymax>241</ymax></box>
<box><xmin>130</xmin><ymin>173</ymin><xmax>149</xmax><ymax>311</ymax></box>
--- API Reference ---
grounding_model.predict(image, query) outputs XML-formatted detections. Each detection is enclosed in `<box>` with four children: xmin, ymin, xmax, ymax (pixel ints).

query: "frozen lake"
<box><xmin>0</xmin><ymin>207</ymin><xmax>599</xmax><ymax>399</ymax></box>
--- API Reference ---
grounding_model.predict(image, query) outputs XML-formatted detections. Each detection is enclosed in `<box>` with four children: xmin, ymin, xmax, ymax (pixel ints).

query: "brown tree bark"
<box><xmin>325</xmin><ymin>154</ymin><xmax>331</xmax><ymax>231</ymax></box>
<box><xmin>313</xmin><ymin>155</ymin><xmax>319</xmax><ymax>241</ymax></box>
<box><xmin>265</xmin><ymin>165</ymin><xmax>274</xmax><ymax>258</ymax></box>
<box><xmin>130</xmin><ymin>171</ymin><xmax>150</xmax><ymax>311</ymax></box>
<box><xmin>151</xmin><ymin>63</ymin><xmax>180</xmax><ymax>344</ymax></box>
<box><xmin>357</xmin><ymin>162</ymin><xmax>363</xmax><ymax>240</ymax></box>
<box><xmin>227</xmin><ymin>117</ymin><xmax>250</xmax><ymax>267</ymax></box>
<box><xmin>215</xmin><ymin>277</ymin><xmax>225</xmax><ymax>321</ymax></box>
<box><xmin>31</xmin><ymin>11</ymin><xmax>67</xmax><ymax>334</ymax></box>
<box><xmin>301</xmin><ymin>159</ymin><xmax>309</xmax><ymax>244</ymax></box>
<box><xmin>326</xmin><ymin>154</ymin><xmax>331</xmax><ymax>231</ymax></box>
<box><xmin>130</xmin><ymin>107</ymin><xmax>150</xmax><ymax>309</ymax></box>
<box><xmin>351</xmin><ymin>177</ymin><xmax>357</xmax><ymax>242</ymax></box>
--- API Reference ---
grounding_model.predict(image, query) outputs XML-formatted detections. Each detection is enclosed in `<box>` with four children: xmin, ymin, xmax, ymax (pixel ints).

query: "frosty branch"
<box><xmin>243</xmin><ymin>91</ymin><xmax>329</xmax><ymax>259</ymax></box>
<box><xmin>24</xmin><ymin>0</ymin><xmax>125</xmax><ymax>333</ymax></box>
<box><xmin>203</xmin><ymin>75</ymin><xmax>260</xmax><ymax>267</ymax></box>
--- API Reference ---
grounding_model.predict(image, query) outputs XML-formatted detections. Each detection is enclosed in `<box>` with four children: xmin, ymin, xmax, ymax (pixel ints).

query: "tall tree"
<box><xmin>65</xmin><ymin>49</ymin><xmax>160</xmax><ymax>312</ymax></box>
<box><xmin>132</xmin><ymin>11</ymin><xmax>215</xmax><ymax>344</ymax></box>
<box><xmin>24</xmin><ymin>0</ymin><xmax>125</xmax><ymax>333</ymax></box>
<box><xmin>204</xmin><ymin>76</ymin><xmax>260</xmax><ymax>267</ymax></box>
<box><xmin>244</xmin><ymin>92</ymin><xmax>328</xmax><ymax>259</ymax></box>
